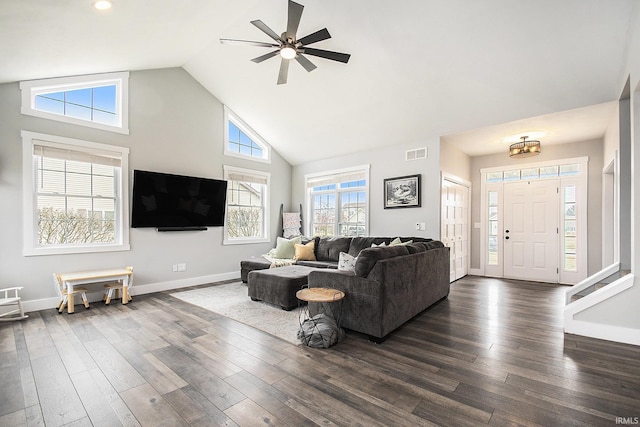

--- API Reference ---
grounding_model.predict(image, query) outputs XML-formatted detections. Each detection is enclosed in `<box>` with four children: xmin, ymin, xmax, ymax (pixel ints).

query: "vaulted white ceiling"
<box><xmin>1</xmin><ymin>0</ymin><xmax>635</xmax><ymax>165</ymax></box>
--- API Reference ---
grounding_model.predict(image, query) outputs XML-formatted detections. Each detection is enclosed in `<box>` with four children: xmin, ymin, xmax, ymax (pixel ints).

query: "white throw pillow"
<box><xmin>371</xmin><ymin>242</ymin><xmax>387</xmax><ymax>247</ymax></box>
<box><xmin>338</xmin><ymin>252</ymin><xmax>357</xmax><ymax>272</ymax></box>
<box><xmin>390</xmin><ymin>237</ymin><xmax>413</xmax><ymax>246</ymax></box>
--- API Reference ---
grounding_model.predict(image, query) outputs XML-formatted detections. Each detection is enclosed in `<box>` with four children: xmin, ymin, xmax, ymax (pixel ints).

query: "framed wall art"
<box><xmin>383</xmin><ymin>174</ymin><xmax>421</xmax><ymax>209</ymax></box>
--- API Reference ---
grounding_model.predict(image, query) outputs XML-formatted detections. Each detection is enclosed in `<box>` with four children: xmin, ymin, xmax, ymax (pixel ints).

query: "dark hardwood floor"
<box><xmin>1</xmin><ymin>276</ymin><xmax>639</xmax><ymax>426</ymax></box>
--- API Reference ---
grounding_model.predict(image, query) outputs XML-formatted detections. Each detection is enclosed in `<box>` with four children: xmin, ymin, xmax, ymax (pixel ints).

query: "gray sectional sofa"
<box><xmin>241</xmin><ymin>236</ymin><xmax>450</xmax><ymax>342</ymax></box>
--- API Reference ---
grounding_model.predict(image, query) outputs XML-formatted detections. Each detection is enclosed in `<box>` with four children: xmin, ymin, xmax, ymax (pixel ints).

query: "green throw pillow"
<box><xmin>272</xmin><ymin>236</ymin><xmax>302</xmax><ymax>259</ymax></box>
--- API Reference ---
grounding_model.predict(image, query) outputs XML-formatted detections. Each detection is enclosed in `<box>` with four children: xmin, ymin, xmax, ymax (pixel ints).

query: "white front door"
<box><xmin>441</xmin><ymin>178</ymin><xmax>469</xmax><ymax>282</ymax></box>
<box><xmin>503</xmin><ymin>179</ymin><xmax>559</xmax><ymax>282</ymax></box>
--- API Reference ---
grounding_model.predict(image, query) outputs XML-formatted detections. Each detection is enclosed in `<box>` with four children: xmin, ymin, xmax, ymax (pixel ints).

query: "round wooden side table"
<box><xmin>296</xmin><ymin>287</ymin><xmax>345</xmax><ymax>347</ymax></box>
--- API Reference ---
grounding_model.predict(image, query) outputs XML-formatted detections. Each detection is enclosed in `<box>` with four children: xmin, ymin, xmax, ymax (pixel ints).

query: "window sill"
<box><xmin>223</xmin><ymin>237</ymin><xmax>269</xmax><ymax>246</ymax></box>
<box><xmin>23</xmin><ymin>243</ymin><xmax>131</xmax><ymax>257</ymax></box>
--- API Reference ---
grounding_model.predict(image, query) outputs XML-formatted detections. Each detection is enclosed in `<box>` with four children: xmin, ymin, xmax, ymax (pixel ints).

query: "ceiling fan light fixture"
<box><xmin>509</xmin><ymin>136</ymin><xmax>541</xmax><ymax>158</ymax></box>
<box><xmin>280</xmin><ymin>46</ymin><xmax>297</xmax><ymax>59</ymax></box>
<box><xmin>92</xmin><ymin>0</ymin><xmax>113</xmax><ymax>10</ymax></box>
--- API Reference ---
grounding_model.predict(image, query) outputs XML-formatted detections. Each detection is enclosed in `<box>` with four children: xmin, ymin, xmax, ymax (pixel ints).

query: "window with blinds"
<box><xmin>306</xmin><ymin>166</ymin><xmax>369</xmax><ymax>237</ymax></box>
<box><xmin>223</xmin><ymin>166</ymin><xmax>270</xmax><ymax>244</ymax></box>
<box><xmin>22</xmin><ymin>131</ymin><xmax>130</xmax><ymax>256</ymax></box>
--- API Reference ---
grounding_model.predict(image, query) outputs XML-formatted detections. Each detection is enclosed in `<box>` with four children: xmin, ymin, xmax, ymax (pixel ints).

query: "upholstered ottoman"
<box><xmin>247</xmin><ymin>265</ymin><xmax>317</xmax><ymax>310</ymax></box>
<box><xmin>241</xmin><ymin>258</ymin><xmax>272</xmax><ymax>283</ymax></box>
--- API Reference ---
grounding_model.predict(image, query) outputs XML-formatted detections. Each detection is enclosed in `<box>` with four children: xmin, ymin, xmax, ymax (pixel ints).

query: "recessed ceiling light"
<box><xmin>93</xmin><ymin>0</ymin><xmax>113</xmax><ymax>10</ymax></box>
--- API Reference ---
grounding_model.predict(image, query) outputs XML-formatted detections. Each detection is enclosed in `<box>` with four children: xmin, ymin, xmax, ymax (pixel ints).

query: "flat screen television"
<box><xmin>131</xmin><ymin>169</ymin><xmax>227</xmax><ymax>231</ymax></box>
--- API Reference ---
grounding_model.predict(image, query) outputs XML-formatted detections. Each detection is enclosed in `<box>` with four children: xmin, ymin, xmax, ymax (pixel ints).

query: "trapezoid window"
<box><xmin>20</xmin><ymin>72</ymin><xmax>129</xmax><ymax>134</ymax></box>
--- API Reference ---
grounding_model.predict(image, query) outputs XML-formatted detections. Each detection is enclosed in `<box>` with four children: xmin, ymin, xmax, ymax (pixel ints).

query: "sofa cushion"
<box><xmin>348</xmin><ymin>237</ymin><xmax>391</xmax><ymax>256</ymax></box>
<box><xmin>406</xmin><ymin>243</ymin><xmax>427</xmax><ymax>254</ymax></box>
<box><xmin>424</xmin><ymin>240</ymin><xmax>445</xmax><ymax>250</ymax></box>
<box><xmin>316</xmin><ymin>237</ymin><xmax>352</xmax><ymax>262</ymax></box>
<box><xmin>354</xmin><ymin>246</ymin><xmax>410</xmax><ymax>277</ymax></box>
<box><xmin>294</xmin><ymin>240</ymin><xmax>316</xmax><ymax>261</ymax></box>
<box><xmin>272</xmin><ymin>236</ymin><xmax>302</xmax><ymax>259</ymax></box>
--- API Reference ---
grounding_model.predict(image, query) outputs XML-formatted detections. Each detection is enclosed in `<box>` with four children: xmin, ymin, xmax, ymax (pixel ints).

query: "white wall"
<box><xmin>439</xmin><ymin>140</ymin><xmax>471</xmax><ymax>182</ymax></box>
<box><xmin>0</xmin><ymin>68</ymin><xmax>292</xmax><ymax>306</ymax></box>
<box><xmin>468</xmin><ymin>139</ymin><xmax>604</xmax><ymax>274</ymax></box>
<box><xmin>568</xmin><ymin>3</ymin><xmax>640</xmax><ymax>334</ymax></box>
<box><xmin>291</xmin><ymin>138</ymin><xmax>441</xmax><ymax>239</ymax></box>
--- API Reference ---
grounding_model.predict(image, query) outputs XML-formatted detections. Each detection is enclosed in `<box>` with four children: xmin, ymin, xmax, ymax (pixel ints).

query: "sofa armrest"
<box><xmin>307</xmin><ymin>269</ymin><xmax>385</xmax><ymax>337</ymax></box>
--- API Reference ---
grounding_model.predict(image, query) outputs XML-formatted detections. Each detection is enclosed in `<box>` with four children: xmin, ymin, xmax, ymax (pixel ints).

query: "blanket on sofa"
<box><xmin>262</xmin><ymin>252</ymin><xmax>295</xmax><ymax>268</ymax></box>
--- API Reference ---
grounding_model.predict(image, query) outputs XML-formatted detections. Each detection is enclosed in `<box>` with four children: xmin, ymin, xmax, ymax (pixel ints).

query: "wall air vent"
<box><xmin>406</xmin><ymin>147</ymin><xmax>427</xmax><ymax>161</ymax></box>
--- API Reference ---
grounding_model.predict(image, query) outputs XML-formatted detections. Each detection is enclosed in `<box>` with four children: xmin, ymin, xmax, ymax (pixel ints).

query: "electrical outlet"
<box><xmin>172</xmin><ymin>264</ymin><xmax>178</xmax><ymax>272</ymax></box>
<box><xmin>420</xmin><ymin>222</ymin><xmax>426</xmax><ymax>230</ymax></box>
<box><xmin>177</xmin><ymin>263</ymin><xmax>186</xmax><ymax>272</ymax></box>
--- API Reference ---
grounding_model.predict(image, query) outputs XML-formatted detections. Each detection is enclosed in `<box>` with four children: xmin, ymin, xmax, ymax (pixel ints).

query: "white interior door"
<box><xmin>503</xmin><ymin>179</ymin><xmax>559</xmax><ymax>282</ymax></box>
<box><xmin>441</xmin><ymin>178</ymin><xmax>469</xmax><ymax>282</ymax></box>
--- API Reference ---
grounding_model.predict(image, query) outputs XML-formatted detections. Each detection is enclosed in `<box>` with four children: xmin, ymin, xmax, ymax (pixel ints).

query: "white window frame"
<box><xmin>223</xmin><ymin>165</ymin><xmax>270</xmax><ymax>245</ymax></box>
<box><xmin>223</xmin><ymin>106</ymin><xmax>271</xmax><ymax>163</ymax></box>
<box><xmin>479</xmin><ymin>156</ymin><xmax>588</xmax><ymax>284</ymax></box>
<box><xmin>305</xmin><ymin>165</ymin><xmax>370</xmax><ymax>237</ymax></box>
<box><xmin>22</xmin><ymin>130</ymin><xmax>130</xmax><ymax>256</ymax></box>
<box><xmin>20</xmin><ymin>72</ymin><xmax>130</xmax><ymax>134</ymax></box>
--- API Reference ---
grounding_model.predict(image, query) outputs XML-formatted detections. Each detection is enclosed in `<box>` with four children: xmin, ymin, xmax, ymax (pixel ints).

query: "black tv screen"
<box><xmin>131</xmin><ymin>170</ymin><xmax>227</xmax><ymax>230</ymax></box>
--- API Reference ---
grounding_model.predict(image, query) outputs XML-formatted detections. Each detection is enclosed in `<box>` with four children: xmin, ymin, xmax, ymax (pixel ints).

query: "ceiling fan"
<box><xmin>220</xmin><ymin>0</ymin><xmax>351</xmax><ymax>85</ymax></box>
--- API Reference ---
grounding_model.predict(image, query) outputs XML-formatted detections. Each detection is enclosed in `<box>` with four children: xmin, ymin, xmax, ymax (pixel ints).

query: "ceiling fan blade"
<box><xmin>295</xmin><ymin>54</ymin><xmax>317</xmax><ymax>72</ymax></box>
<box><xmin>287</xmin><ymin>0</ymin><xmax>304</xmax><ymax>39</ymax></box>
<box><xmin>297</xmin><ymin>28</ymin><xmax>331</xmax><ymax>46</ymax></box>
<box><xmin>277</xmin><ymin>58</ymin><xmax>290</xmax><ymax>85</ymax></box>
<box><xmin>220</xmin><ymin>38</ymin><xmax>279</xmax><ymax>48</ymax></box>
<box><xmin>302</xmin><ymin>47</ymin><xmax>351</xmax><ymax>63</ymax></box>
<box><xmin>251</xmin><ymin>20</ymin><xmax>283</xmax><ymax>42</ymax></box>
<box><xmin>251</xmin><ymin>50</ymin><xmax>280</xmax><ymax>63</ymax></box>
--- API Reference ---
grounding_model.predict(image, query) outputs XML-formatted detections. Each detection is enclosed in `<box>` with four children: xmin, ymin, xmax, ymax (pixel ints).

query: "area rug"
<box><xmin>170</xmin><ymin>282</ymin><xmax>302</xmax><ymax>345</ymax></box>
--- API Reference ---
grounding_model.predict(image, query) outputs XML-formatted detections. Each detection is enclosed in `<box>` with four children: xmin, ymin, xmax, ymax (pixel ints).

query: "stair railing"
<box><xmin>565</xmin><ymin>262</ymin><xmax>620</xmax><ymax>305</ymax></box>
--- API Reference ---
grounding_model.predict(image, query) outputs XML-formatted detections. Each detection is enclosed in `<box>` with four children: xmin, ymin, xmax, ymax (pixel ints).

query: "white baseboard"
<box><xmin>565</xmin><ymin>320</ymin><xmax>640</xmax><ymax>346</ymax></box>
<box><xmin>468</xmin><ymin>268</ymin><xmax>483</xmax><ymax>276</ymax></box>
<box><xmin>21</xmin><ymin>271</ymin><xmax>240</xmax><ymax>314</ymax></box>
<box><xmin>134</xmin><ymin>271</ymin><xmax>240</xmax><ymax>295</ymax></box>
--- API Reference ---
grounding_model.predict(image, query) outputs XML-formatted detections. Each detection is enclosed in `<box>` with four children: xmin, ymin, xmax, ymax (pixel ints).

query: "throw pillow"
<box><xmin>390</xmin><ymin>237</ymin><xmax>413</xmax><ymax>246</ymax></box>
<box><xmin>371</xmin><ymin>242</ymin><xmax>387</xmax><ymax>247</ymax></box>
<box><xmin>272</xmin><ymin>236</ymin><xmax>302</xmax><ymax>259</ymax></box>
<box><xmin>338</xmin><ymin>251</ymin><xmax>357</xmax><ymax>272</ymax></box>
<box><xmin>294</xmin><ymin>240</ymin><xmax>316</xmax><ymax>261</ymax></box>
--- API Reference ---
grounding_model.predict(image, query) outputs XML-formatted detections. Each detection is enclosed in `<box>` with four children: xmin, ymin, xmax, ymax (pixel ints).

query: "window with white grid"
<box><xmin>223</xmin><ymin>166</ymin><xmax>270</xmax><ymax>244</ymax></box>
<box><xmin>224</xmin><ymin>106</ymin><xmax>270</xmax><ymax>163</ymax></box>
<box><xmin>22</xmin><ymin>131</ymin><xmax>130</xmax><ymax>256</ymax></box>
<box><xmin>306</xmin><ymin>166</ymin><xmax>369</xmax><ymax>237</ymax></box>
<box><xmin>20</xmin><ymin>72</ymin><xmax>129</xmax><ymax>134</ymax></box>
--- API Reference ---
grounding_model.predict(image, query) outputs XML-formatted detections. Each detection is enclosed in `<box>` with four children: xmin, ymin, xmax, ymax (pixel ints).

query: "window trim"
<box><xmin>305</xmin><ymin>165</ymin><xmax>370</xmax><ymax>237</ymax></box>
<box><xmin>223</xmin><ymin>165</ymin><xmax>270</xmax><ymax>245</ymax></box>
<box><xmin>22</xmin><ymin>130</ymin><xmax>130</xmax><ymax>256</ymax></box>
<box><xmin>20</xmin><ymin>72</ymin><xmax>130</xmax><ymax>134</ymax></box>
<box><xmin>223</xmin><ymin>106</ymin><xmax>271</xmax><ymax>163</ymax></box>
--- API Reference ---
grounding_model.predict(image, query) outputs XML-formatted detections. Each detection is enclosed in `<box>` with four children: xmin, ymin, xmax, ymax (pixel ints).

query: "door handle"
<box><xmin>505</xmin><ymin>229</ymin><xmax>510</xmax><ymax>233</ymax></box>
<box><xmin>505</xmin><ymin>236</ymin><xmax>510</xmax><ymax>240</ymax></box>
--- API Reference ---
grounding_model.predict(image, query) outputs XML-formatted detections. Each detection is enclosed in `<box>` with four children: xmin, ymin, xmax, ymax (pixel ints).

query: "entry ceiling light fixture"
<box><xmin>509</xmin><ymin>136</ymin><xmax>541</xmax><ymax>158</ymax></box>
